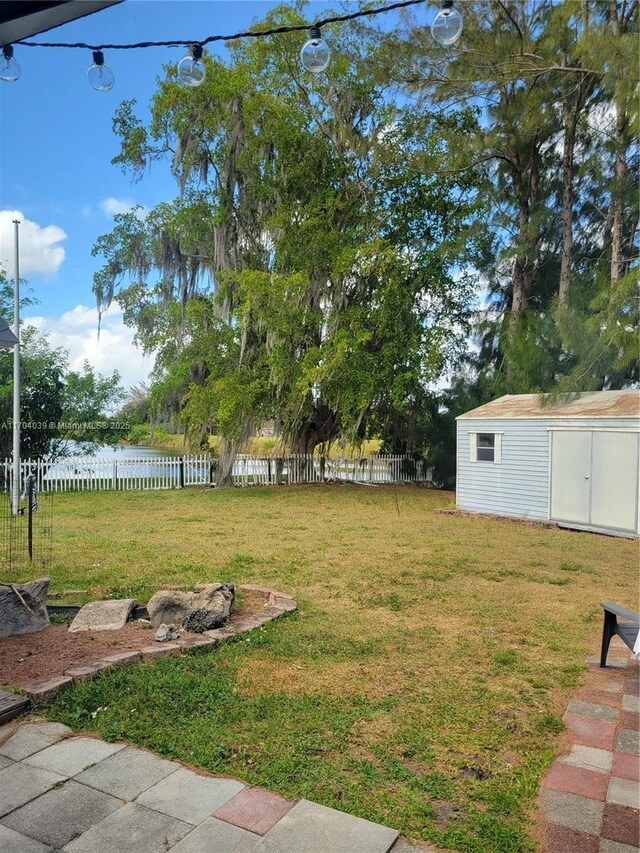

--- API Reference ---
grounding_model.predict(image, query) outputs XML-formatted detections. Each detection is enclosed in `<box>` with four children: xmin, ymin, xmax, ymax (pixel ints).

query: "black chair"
<box><xmin>600</xmin><ymin>602</ymin><xmax>640</xmax><ymax>667</ymax></box>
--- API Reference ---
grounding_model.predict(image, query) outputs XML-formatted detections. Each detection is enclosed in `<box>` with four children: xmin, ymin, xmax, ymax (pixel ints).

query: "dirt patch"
<box><xmin>0</xmin><ymin>590</ymin><xmax>271</xmax><ymax>689</ymax></box>
<box><xmin>0</xmin><ymin>622</ymin><xmax>163</xmax><ymax>687</ymax></box>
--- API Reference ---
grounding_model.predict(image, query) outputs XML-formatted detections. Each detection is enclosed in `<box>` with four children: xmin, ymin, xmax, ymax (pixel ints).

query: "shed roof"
<box><xmin>457</xmin><ymin>390</ymin><xmax>640</xmax><ymax>420</ymax></box>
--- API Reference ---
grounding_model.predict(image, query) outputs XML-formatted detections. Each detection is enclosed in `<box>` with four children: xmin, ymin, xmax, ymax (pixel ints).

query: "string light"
<box><xmin>300</xmin><ymin>26</ymin><xmax>331</xmax><ymax>74</ymax></box>
<box><xmin>431</xmin><ymin>1</ymin><xmax>463</xmax><ymax>46</ymax></box>
<box><xmin>177</xmin><ymin>43</ymin><xmax>206</xmax><ymax>87</ymax></box>
<box><xmin>0</xmin><ymin>45</ymin><xmax>21</xmax><ymax>83</ymax></box>
<box><xmin>87</xmin><ymin>50</ymin><xmax>115</xmax><ymax>91</ymax></box>
<box><xmin>8</xmin><ymin>0</ymin><xmax>463</xmax><ymax>88</ymax></box>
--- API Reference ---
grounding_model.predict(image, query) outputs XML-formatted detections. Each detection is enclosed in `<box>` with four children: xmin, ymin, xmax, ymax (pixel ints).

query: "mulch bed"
<box><xmin>0</xmin><ymin>591</ymin><xmax>267</xmax><ymax>689</ymax></box>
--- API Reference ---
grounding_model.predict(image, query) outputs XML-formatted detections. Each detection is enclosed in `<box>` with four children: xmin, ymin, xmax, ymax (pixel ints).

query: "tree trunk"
<box><xmin>559</xmin><ymin>102</ymin><xmax>578</xmax><ymax>307</ymax></box>
<box><xmin>508</xmin><ymin>201</ymin><xmax>530</xmax><ymax>358</ymax></box>
<box><xmin>217</xmin><ymin>439</ymin><xmax>238</xmax><ymax>488</ymax></box>
<box><xmin>610</xmin><ymin>101</ymin><xmax>627</xmax><ymax>283</ymax></box>
<box><xmin>608</xmin><ymin>0</ymin><xmax>627</xmax><ymax>285</ymax></box>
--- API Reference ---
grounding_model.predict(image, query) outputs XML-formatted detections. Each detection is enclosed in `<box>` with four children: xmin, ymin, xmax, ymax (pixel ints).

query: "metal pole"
<box><xmin>12</xmin><ymin>219</ymin><xmax>20</xmax><ymax>516</ymax></box>
<box><xmin>27</xmin><ymin>475</ymin><xmax>33</xmax><ymax>560</ymax></box>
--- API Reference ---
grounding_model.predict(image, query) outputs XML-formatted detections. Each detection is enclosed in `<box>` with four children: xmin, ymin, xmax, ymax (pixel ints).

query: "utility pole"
<box><xmin>12</xmin><ymin>219</ymin><xmax>20</xmax><ymax>515</ymax></box>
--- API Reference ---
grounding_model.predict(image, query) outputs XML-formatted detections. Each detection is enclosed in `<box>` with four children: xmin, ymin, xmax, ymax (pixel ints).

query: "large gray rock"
<box><xmin>0</xmin><ymin>578</ymin><xmax>50</xmax><ymax>639</ymax></box>
<box><xmin>68</xmin><ymin>599</ymin><xmax>137</xmax><ymax>633</ymax></box>
<box><xmin>147</xmin><ymin>584</ymin><xmax>234</xmax><ymax>633</ymax></box>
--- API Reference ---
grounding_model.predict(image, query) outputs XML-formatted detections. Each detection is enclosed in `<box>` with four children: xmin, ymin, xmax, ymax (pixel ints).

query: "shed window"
<box><xmin>469</xmin><ymin>432</ymin><xmax>502</xmax><ymax>464</ymax></box>
<box><xmin>477</xmin><ymin>433</ymin><xmax>495</xmax><ymax>461</ymax></box>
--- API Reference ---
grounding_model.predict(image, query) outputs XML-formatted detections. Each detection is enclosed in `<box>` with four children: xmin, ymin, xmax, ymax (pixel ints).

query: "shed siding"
<box><xmin>456</xmin><ymin>417</ymin><xmax>639</xmax><ymax>521</ymax></box>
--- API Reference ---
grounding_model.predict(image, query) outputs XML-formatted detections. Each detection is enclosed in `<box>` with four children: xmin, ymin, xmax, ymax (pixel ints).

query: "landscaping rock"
<box><xmin>147</xmin><ymin>584</ymin><xmax>234</xmax><ymax>633</ymax></box>
<box><xmin>23</xmin><ymin>675</ymin><xmax>73</xmax><ymax>705</ymax></box>
<box><xmin>0</xmin><ymin>578</ymin><xmax>50</xmax><ymax>639</ymax></box>
<box><xmin>68</xmin><ymin>599</ymin><xmax>138</xmax><ymax>633</ymax></box>
<box><xmin>155</xmin><ymin>624</ymin><xmax>179</xmax><ymax>642</ymax></box>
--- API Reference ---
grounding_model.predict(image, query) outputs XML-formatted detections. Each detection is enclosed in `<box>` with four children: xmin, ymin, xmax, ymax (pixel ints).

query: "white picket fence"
<box><xmin>1</xmin><ymin>453</ymin><xmax>432</xmax><ymax>494</ymax></box>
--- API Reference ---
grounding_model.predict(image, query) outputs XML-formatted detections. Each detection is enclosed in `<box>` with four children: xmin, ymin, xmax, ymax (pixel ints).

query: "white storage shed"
<box><xmin>456</xmin><ymin>390</ymin><xmax>640</xmax><ymax>538</ymax></box>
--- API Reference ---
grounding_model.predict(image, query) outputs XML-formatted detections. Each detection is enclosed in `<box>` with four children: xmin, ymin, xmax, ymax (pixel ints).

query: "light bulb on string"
<box><xmin>431</xmin><ymin>1</ymin><xmax>463</xmax><ymax>46</ymax></box>
<box><xmin>0</xmin><ymin>45</ymin><xmax>21</xmax><ymax>83</ymax></box>
<box><xmin>178</xmin><ymin>43</ymin><xmax>206</xmax><ymax>87</ymax></box>
<box><xmin>300</xmin><ymin>26</ymin><xmax>330</xmax><ymax>73</ymax></box>
<box><xmin>88</xmin><ymin>50</ymin><xmax>115</xmax><ymax>91</ymax></box>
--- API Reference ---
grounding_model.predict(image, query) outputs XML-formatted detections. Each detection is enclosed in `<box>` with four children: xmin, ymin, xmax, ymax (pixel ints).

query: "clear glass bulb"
<box><xmin>300</xmin><ymin>35</ymin><xmax>330</xmax><ymax>73</ymax></box>
<box><xmin>88</xmin><ymin>62</ymin><xmax>115</xmax><ymax>92</ymax></box>
<box><xmin>431</xmin><ymin>6</ymin><xmax>463</xmax><ymax>46</ymax></box>
<box><xmin>0</xmin><ymin>50</ymin><xmax>20</xmax><ymax>83</ymax></box>
<box><xmin>178</xmin><ymin>54</ymin><xmax>206</xmax><ymax>87</ymax></box>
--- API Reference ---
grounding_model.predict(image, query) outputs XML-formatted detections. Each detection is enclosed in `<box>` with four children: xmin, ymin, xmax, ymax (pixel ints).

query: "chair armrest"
<box><xmin>601</xmin><ymin>601</ymin><xmax>640</xmax><ymax>623</ymax></box>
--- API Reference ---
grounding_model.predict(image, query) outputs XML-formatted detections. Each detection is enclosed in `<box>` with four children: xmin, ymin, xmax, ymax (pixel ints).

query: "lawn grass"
<box><xmin>2</xmin><ymin>485</ymin><xmax>637</xmax><ymax>850</ymax></box>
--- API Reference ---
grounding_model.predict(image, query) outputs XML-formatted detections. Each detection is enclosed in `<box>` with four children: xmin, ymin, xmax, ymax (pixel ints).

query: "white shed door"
<box><xmin>550</xmin><ymin>430</ymin><xmax>639</xmax><ymax>533</ymax></box>
<box><xmin>590</xmin><ymin>431</ymin><xmax>639</xmax><ymax>532</ymax></box>
<box><xmin>550</xmin><ymin>431</ymin><xmax>591</xmax><ymax>524</ymax></box>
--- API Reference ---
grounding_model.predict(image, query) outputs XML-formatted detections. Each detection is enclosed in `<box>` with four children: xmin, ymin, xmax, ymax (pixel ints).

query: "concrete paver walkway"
<box><xmin>538</xmin><ymin>638</ymin><xmax>639</xmax><ymax>853</ymax></box>
<box><xmin>0</xmin><ymin>719</ymin><xmax>421</xmax><ymax>853</ymax></box>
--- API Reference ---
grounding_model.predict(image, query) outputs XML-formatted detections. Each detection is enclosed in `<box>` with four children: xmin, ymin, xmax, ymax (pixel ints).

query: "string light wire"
<box><xmin>14</xmin><ymin>0</ymin><xmax>426</xmax><ymax>51</ymax></box>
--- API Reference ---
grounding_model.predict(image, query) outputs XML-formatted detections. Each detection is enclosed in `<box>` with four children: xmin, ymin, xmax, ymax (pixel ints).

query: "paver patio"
<box><xmin>0</xmin><ymin>719</ymin><xmax>423</xmax><ymax>852</ymax></box>
<box><xmin>538</xmin><ymin>637</ymin><xmax>640</xmax><ymax>853</ymax></box>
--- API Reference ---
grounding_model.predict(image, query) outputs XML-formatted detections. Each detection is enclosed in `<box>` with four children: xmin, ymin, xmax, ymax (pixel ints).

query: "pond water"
<box><xmin>61</xmin><ymin>442</ymin><xmax>182</xmax><ymax>460</ymax></box>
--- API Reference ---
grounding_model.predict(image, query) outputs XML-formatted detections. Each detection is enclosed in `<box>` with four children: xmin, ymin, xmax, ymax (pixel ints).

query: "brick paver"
<box><xmin>612</xmin><ymin>752</ymin><xmax>640</xmax><ymax>781</ymax></box>
<box><xmin>136</xmin><ymin>766</ymin><xmax>245</xmax><ymax>824</ymax></box>
<box><xmin>563</xmin><ymin>713</ymin><xmax>616</xmax><ymax>750</ymax></box>
<box><xmin>607</xmin><ymin>777</ymin><xmax>640</xmax><ymax>809</ymax></box>
<box><xmin>538</xmin><ymin>643</ymin><xmax>640</xmax><ymax>853</ymax></box>
<box><xmin>0</xmin><ymin>824</ymin><xmax>51</xmax><ymax>853</ymax></box>
<box><xmin>1</xmin><ymin>778</ymin><xmax>122</xmax><ymax>848</ymax></box>
<box><xmin>599</xmin><ymin>840</ymin><xmax>640</xmax><ymax>853</ymax></box>
<box><xmin>543</xmin><ymin>823</ymin><xmax>599</xmax><ymax>853</ymax></box>
<box><xmin>617</xmin><ymin>729</ymin><xmax>640</xmax><ymax>755</ymax></box>
<box><xmin>75</xmin><ymin>745</ymin><xmax>180</xmax><ymax>800</ymax></box>
<box><xmin>0</xmin><ymin>720</ymin><xmax>71</xmax><ymax>761</ymax></box>
<box><xmin>541</xmin><ymin>762</ymin><xmax>609</xmax><ymax>800</ymax></box>
<box><xmin>169</xmin><ymin>816</ymin><xmax>260</xmax><ymax>852</ymax></box>
<box><xmin>249</xmin><ymin>798</ymin><xmax>399</xmax><ymax>852</ymax></box>
<box><xmin>64</xmin><ymin>802</ymin><xmax>193</xmax><ymax>853</ymax></box>
<box><xmin>0</xmin><ymin>761</ymin><xmax>65</xmax><ymax>817</ymax></box>
<box><xmin>23</xmin><ymin>735</ymin><xmax>124</xmax><ymax>777</ymax></box>
<box><xmin>601</xmin><ymin>802</ymin><xmax>640</xmax><ymax>847</ymax></box>
<box><xmin>561</xmin><ymin>744</ymin><xmax>613</xmax><ymax>773</ymax></box>
<box><xmin>566</xmin><ymin>700</ymin><xmax>619</xmax><ymax>722</ymax></box>
<box><xmin>620</xmin><ymin>710</ymin><xmax>640</xmax><ymax>731</ymax></box>
<box><xmin>212</xmin><ymin>786</ymin><xmax>296</xmax><ymax>835</ymax></box>
<box><xmin>539</xmin><ymin>789</ymin><xmax>604</xmax><ymax>835</ymax></box>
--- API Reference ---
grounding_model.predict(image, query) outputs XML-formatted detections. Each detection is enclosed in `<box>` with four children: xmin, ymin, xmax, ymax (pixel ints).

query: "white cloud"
<box><xmin>99</xmin><ymin>197</ymin><xmax>147</xmax><ymax>219</ymax></box>
<box><xmin>24</xmin><ymin>305</ymin><xmax>151</xmax><ymax>391</ymax></box>
<box><xmin>0</xmin><ymin>210</ymin><xmax>66</xmax><ymax>277</ymax></box>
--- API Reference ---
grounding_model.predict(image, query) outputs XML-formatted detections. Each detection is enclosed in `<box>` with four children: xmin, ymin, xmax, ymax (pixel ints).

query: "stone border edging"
<box><xmin>20</xmin><ymin>585</ymin><xmax>297</xmax><ymax>709</ymax></box>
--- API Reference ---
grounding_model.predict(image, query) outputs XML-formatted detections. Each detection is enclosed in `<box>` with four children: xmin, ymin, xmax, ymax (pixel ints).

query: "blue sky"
<box><xmin>0</xmin><ymin>1</ymin><xmax>428</xmax><ymax>390</ymax></box>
